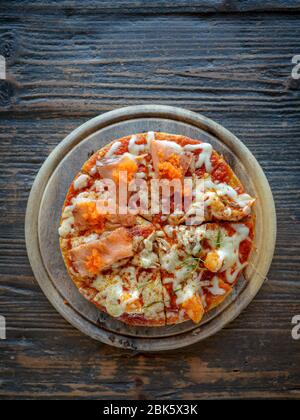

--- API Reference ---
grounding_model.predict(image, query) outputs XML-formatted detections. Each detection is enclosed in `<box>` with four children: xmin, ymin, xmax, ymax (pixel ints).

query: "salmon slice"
<box><xmin>105</xmin><ymin>214</ymin><xmax>137</xmax><ymax>228</ymax></box>
<box><xmin>72</xmin><ymin>201</ymin><xmax>137</xmax><ymax>232</ymax></box>
<box><xmin>70</xmin><ymin>227</ymin><xmax>133</xmax><ymax>277</ymax></box>
<box><xmin>73</xmin><ymin>201</ymin><xmax>106</xmax><ymax>232</ymax></box>
<box><xmin>96</xmin><ymin>154</ymin><xmax>138</xmax><ymax>183</ymax></box>
<box><xmin>150</xmin><ymin>139</ymin><xmax>193</xmax><ymax>180</ymax></box>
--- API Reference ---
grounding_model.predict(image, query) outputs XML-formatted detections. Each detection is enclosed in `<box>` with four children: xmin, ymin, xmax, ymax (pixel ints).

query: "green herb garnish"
<box><xmin>216</xmin><ymin>230</ymin><xmax>222</xmax><ymax>249</ymax></box>
<box><xmin>145</xmin><ymin>300</ymin><xmax>163</xmax><ymax>309</ymax></box>
<box><xmin>181</xmin><ymin>256</ymin><xmax>205</xmax><ymax>273</ymax></box>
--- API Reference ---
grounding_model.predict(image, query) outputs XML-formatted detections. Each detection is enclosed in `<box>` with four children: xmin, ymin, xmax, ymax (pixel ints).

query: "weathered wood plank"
<box><xmin>0</xmin><ymin>14</ymin><xmax>300</xmax><ymax>117</ymax></box>
<box><xmin>1</xmin><ymin>0</ymin><xmax>300</xmax><ymax>15</ymax></box>
<box><xmin>0</xmin><ymin>329</ymin><xmax>299</xmax><ymax>399</ymax></box>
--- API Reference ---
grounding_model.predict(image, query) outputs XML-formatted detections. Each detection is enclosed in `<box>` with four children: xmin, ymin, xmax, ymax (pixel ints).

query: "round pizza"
<box><xmin>59</xmin><ymin>132</ymin><xmax>255</xmax><ymax>326</ymax></box>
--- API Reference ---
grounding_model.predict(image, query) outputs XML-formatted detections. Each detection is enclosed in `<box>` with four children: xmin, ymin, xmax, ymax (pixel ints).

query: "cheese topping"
<box><xmin>184</xmin><ymin>143</ymin><xmax>213</xmax><ymax>172</ymax></box>
<box><xmin>176</xmin><ymin>276</ymin><xmax>200</xmax><ymax>305</ymax></box>
<box><xmin>93</xmin><ymin>266</ymin><xmax>141</xmax><ymax>317</ymax></box>
<box><xmin>58</xmin><ymin>216</ymin><xmax>74</xmax><ymax>237</ymax></box>
<box><xmin>74</xmin><ymin>174</ymin><xmax>90</xmax><ymax>191</ymax></box>
<box><xmin>207</xmin><ymin>276</ymin><xmax>226</xmax><ymax>296</ymax></box>
<box><xmin>204</xmin><ymin>177</ymin><xmax>254</xmax><ymax>209</ymax></box>
<box><xmin>105</xmin><ymin>141</ymin><xmax>122</xmax><ymax>158</ymax></box>
<box><xmin>128</xmin><ymin>135</ymin><xmax>148</xmax><ymax>155</ymax></box>
<box><xmin>160</xmin><ymin>245</ymin><xmax>181</xmax><ymax>272</ymax></box>
<box><xmin>158</xmin><ymin>140</ymin><xmax>183</xmax><ymax>154</ymax></box>
<box><xmin>146</xmin><ymin>131</ymin><xmax>155</xmax><ymax>147</ymax></box>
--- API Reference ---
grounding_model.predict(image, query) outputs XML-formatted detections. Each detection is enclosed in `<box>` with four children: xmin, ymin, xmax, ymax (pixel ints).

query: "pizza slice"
<box><xmin>157</xmin><ymin>219</ymin><xmax>254</xmax><ymax>324</ymax></box>
<box><xmin>146</xmin><ymin>133</ymin><xmax>255</xmax><ymax>225</ymax></box>
<box><xmin>88</xmin><ymin>266</ymin><xmax>165</xmax><ymax>326</ymax></box>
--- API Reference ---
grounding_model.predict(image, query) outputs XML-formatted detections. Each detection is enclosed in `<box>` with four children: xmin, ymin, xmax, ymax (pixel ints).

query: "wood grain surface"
<box><xmin>0</xmin><ymin>0</ymin><xmax>300</xmax><ymax>399</ymax></box>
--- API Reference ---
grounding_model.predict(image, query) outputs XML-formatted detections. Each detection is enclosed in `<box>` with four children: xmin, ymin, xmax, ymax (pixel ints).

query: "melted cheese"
<box><xmin>176</xmin><ymin>276</ymin><xmax>200</xmax><ymax>305</ymax></box>
<box><xmin>138</xmin><ymin>249</ymin><xmax>159</xmax><ymax>269</ymax></box>
<box><xmin>105</xmin><ymin>141</ymin><xmax>122</xmax><ymax>158</ymax></box>
<box><xmin>207</xmin><ymin>276</ymin><xmax>226</xmax><ymax>296</ymax></box>
<box><xmin>158</xmin><ymin>140</ymin><xmax>183</xmax><ymax>154</ymax></box>
<box><xmin>146</xmin><ymin>131</ymin><xmax>155</xmax><ymax>147</ymax></box>
<box><xmin>160</xmin><ymin>245</ymin><xmax>180</xmax><ymax>272</ymax></box>
<box><xmin>58</xmin><ymin>216</ymin><xmax>74</xmax><ymax>237</ymax></box>
<box><xmin>74</xmin><ymin>174</ymin><xmax>89</xmax><ymax>191</ymax></box>
<box><xmin>133</xmin><ymin>232</ymin><xmax>159</xmax><ymax>269</ymax></box>
<box><xmin>128</xmin><ymin>135</ymin><xmax>148</xmax><ymax>155</ymax></box>
<box><xmin>93</xmin><ymin>267</ymin><xmax>141</xmax><ymax>317</ymax></box>
<box><xmin>217</xmin><ymin>224</ymin><xmax>249</xmax><ymax>272</ymax></box>
<box><xmin>204</xmin><ymin>177</ymin><xmax>254</xmax><ymax>209</ymax></box>
<box><xmin>204</xmin><ymin>223</ymin><xmax>250</xmax><ymax>284</ymax></box>
<box><xmin>184</xmin><ymin>143</ymin><xmax>213</xmax><ymax>172</ymax></box>
<box><xmin>89</xmin><ymin>165</ymin><xmax>97</xmax><ymax>176</ymax></box>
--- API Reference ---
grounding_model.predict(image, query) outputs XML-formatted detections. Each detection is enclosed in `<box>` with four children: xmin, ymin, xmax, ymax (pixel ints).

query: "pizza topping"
<box><xmin>146</xmin><ymin>131</ymin><xmax>155</xmax><ymax>146</ymax></box>
<box><xmin>105</xmin><ymin>141</ymin><xmax>122</xmax><ymax>158</ymax></box>
<box><xmin>151</xmin><ymin>139</ymin><xmax>193</xmax><ymax>180</ymax></box>
<box><xmin>58</xmin><ymin>215</ymin><xmax>74</xmax><ymax>237</ymax></box>
<box><xmin>97</xmin><ymin>154</ymin><xmax>139</xmax><ymax>183</ymax></box>
<box><xmin>182</xmin><ymin>175</ymin><xmax>255</xmax><ymax>222</ymax></box>
<box><xmin>204</xmin><ymin>176</ymin><xmax>254</xmax><ymax>210</ymax></box>
<box><xmin>207</xmin><ymin>276</ymin><xmax>226</xmax><ymax>296</ymax></box>
<box><xmin>105</xmin><ymin>214</ymin><xmax>137</xmax><ymax>229</ymax></box>
<box><xmin>141</xmin><ymin>273</ymin><xmax>165</xmax><ymax>320</ymax></box>
<box><xmin>160</xmin><ymin>245</ymin><xmax>181</xmax><ymax>272</ymax></box>
<box><xmin>184</xmin><ymin>142</ymin><xmax>213</xmax><ymax>172</ymax></box>
<box><xmin>181</xmin><ymin>294</ymin><xmax>205</xmax><ymax>323</ymax></box>
<box><xmin>204</xmin><ymin>251</ymin><xmax>223</xmax><ymax>272</ymax></box>
<box><xmin>69</xmin><ymin>227</ymin><xmax>133</xmax><ymax>277</ymax></box>
<box><xmin>132</xmin><ymin>231</ymin><xmax>160</xmax><ymax>269</ymax></box>
<box><xmin>176</xmin><ymin>277</ymin><xmax>199</xmax><ymax>304</ymax></box>
<box><xmin>74</xmin><ymin>174</ymin><xmax>90</xmax><ymax>191</ymax></box>
<box><xmin>128</xmin><ymin>135</ymin><xmax>149</xmax><ymax>155</ymax></box>
<box><xmin>73</xmin><ymin>201</ymin><xmax>105</xmax><ymax>232</ymax></box>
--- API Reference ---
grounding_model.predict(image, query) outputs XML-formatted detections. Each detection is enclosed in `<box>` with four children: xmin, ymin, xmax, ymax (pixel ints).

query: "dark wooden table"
<box><xmin>1</xmin><ymin>0</ymin><xmax>300</xmax><ymax>400</ymax></box>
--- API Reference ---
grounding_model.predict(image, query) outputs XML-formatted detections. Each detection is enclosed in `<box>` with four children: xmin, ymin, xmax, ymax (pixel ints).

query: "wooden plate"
<box><xmin>25</xmin><ymin>105</ymin><xmax>276</xmax><ymax>351</ymax></box>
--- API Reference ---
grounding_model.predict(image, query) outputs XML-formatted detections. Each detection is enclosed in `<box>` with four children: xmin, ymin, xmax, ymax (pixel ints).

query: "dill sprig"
<box><xmin>216</xmin><ymin>230</ymin><xmax>222</xmax><ymax>249</ymax></box>
<box><xmin>181</xmin><ymin>256</ymin><xmax>205</xmax><ymax>273</ymax></box>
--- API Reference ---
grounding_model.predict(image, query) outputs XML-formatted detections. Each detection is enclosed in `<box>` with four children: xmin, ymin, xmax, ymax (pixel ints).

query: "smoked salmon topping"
<box><xmin>73</xmin><ymin>201</ymin><xmax>106</xmax><ymax>233</ymax></box>
<box><xmin>112</xmin><ymin>156</ymin><xmax>138</xmax><ymax>183</ymax></box>
<box><xmin>97</xmin><ymin>155</ymin><xmax>138</xmax><ymax>183</ymax></box>
<box><xmin>151</xmin><ymin>140</ymin><xmax>192</xmax><ymax>180</ymax></box>
<box><xmin>85</xmin><ymin>249</ymin><xmax>102</xmax><ymax>275</ymax></box>
<box><xmin>70</xmin><ymin>227</ymin><xmax>134</xmax><ymax>277</ymax></box>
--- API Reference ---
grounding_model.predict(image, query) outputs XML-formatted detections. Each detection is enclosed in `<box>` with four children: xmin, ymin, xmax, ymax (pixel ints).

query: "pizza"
<box><xmin>59</xmin><ymin>132</ymin><xmax>255</xmax><ymax>326</ymax></box>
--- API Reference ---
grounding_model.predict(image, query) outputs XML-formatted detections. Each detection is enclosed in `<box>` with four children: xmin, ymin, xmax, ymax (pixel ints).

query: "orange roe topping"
<box><xmin>112</xmin><ymin>157</ymin><xmax>138</xmax><ymax>183</ymax></box>
<box><xmin>85</xmin><ymin>249</ymin><xmax>102</xmax><ymax>275</ymax></box>
<box><xmin>158</xmin><ymin>153</ymin><xmax>183</xmax><ymax>180</ymax></box>
<box><xmin>76</xmin><ymin>202</ymin><xmax>106</xmax><ymax>231</ymax></box>
<box><xmin>159</xmin><ymin>162</ymin><xmax>182</xmax><ymax>180</ymax></box>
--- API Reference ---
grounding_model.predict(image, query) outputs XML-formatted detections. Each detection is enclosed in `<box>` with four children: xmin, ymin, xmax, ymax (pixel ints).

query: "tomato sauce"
<box><xmin>239</xmin><ymin>239</ymin><xmax>252</xmax><ymax>263</ymax></box>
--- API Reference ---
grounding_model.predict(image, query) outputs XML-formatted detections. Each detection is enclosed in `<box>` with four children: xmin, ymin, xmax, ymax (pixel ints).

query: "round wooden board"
<box><xmin>25</xmin><ymin>105</ymin><xmax>276</xmax><ymax>351</ymax></box>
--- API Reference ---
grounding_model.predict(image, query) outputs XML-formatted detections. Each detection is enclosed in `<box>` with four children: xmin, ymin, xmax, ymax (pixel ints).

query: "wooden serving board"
<box><xmin>25</xmin><ymin>105</ymin><xmax>276</xmax><ymax>351</ymax></box>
